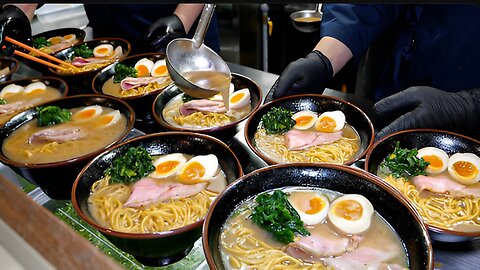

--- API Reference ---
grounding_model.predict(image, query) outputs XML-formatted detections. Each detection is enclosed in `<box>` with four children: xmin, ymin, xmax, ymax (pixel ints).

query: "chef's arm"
<box><xmin>3</xmin><ymin>3</ymin><xmax>37</xmax><ymax>21</ymax></box>
<box><xmin>173</xmin><ymin>4</ymin><xmax>204</xmax><ymax>33</ymax></box>
<box><xmin>314</xmin><ymin>36</ymin><xmax>353</xmax><ymax>76</ymax></box>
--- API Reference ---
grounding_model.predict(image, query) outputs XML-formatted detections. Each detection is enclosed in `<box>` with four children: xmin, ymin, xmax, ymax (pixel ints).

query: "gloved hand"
<box><xmin>0</xmin><ymin>5</ymin><xmax>32</xmax><ymax>56</ymax></box>
<box><xmin>269</xmin><ymin>50</ymin><xmax>334</xmax><ymax>101</ymax></box>
<box><xmin>374</xmin><ymin>86</ymin><xmax>480</xmax><ymax>140</ymax></box>
<box><xmin>144</xmin><ymin>14</ymin><xmax>186</xmax><ymax>53</ymax></box>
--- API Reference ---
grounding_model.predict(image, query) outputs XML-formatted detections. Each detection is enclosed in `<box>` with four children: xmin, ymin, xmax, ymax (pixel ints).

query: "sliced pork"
<box><xmin>71</xmin><ymin>46</ymin><xmax>123</xmax><ymax>67</ymax></box>
<box><xmin>179</xmin><ymin>99</ymin><xmax>227</xmax><ymax>116</ymax></box>
<box><xmin>28</xmin><ymin>127</ymin><xmax>86</xmax><ymax>144</ymax></box>
<box><xmin>412</xmin><ymin>175</ymin><xmax>480</xmax><ymax>198</ymax></box>
<box><xmin>124</xmin><ymin>177</ymin><xmax>207</xmax><ymax>208</ymax></box>
<box><xmin>0</xmin><ymin>100</ymin><xmax>28</xmax><ymax>114</ymax></box>
<box><xmin>285</xmin><ymin>129</ymin><xmax>342</xmax><ymax>150</ymax></box>
<box><xmin>323</xmin><ymin>246</ymin><xmax>399</xmax><ymax>270</ymax></box>
<box><xmin>120</xmin><ymin>76</ymin><xmax>170</xmax><ymax>90</ymax></box>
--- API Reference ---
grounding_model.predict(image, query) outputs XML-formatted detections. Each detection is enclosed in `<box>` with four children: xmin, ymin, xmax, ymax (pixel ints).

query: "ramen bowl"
<box><xmin>0</xmin><ymin>77</ymin><xmax>69</xmax><ymax>126</ymax></box>
<box><xmin>92</xmin><ymin>52</ymin><xmax>173</xmax><ymax>132</ymax></box>
<box><xmin>365</xmin><ymin>129</ymin><xmax>480</xmax><ymax>242</ymax></box>
<box><xmin>49</xmin><ymin>38</ymin><xmax>131</xmax><ymax>95</ymax></box>
<box><xmin>72</xmin><ymin>132</ymin><xmax>243</xmax><ymax>266</ymax></box>
<box><xmin>245</xmin><ymin>94</ymin><xmax>374</xmax><ymax>165</ymax></box>
<box><xmin>152</xmin><ymin>73</ymin><xmax>262</xmax><ymax>141</ymax></box>
<box><xmin>0</xmin><ymin>56</ymin><xmax>20</xmax><ymax>83</ymax></box>
<box><xmin>203</xmin><ymin>163</ymin><xmax>434</xmax><ymax>269</ymax></box>
<box><xmin>0</xmin><ymin>94</ymin><xmax>135</xmax><ymax>199</ymax></box>
<box><xmin>22</xmin><ymin>28</ymin><xmax>86</xmax><ymax>72</ymax></box>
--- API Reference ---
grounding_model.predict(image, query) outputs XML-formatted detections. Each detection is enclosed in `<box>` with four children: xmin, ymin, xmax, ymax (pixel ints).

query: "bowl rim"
<box><xmin>0</xmin><ymin>76</ymin><xmax>70</xmax><ymax>96</ymax></box>
<box><xmin>0</xmin><ymin>56</ymin><xmax>20</xmax><ymax>79</ymax></box>
<box><xmin>71</xmin><ymin>131</ymin><xmax>244</xmax><ymax>240</ymax></box>
<box><xmin>48</xmin><ymin>37</ymin><xmax>132</xmax><ymax>76</ymax></box>
<box><xmin>91</xmin><ymin>52</ymin><xmax>173</xmax><ymax>100</ymax></box>
<box><xmin>244</xmin><ymin>93</ymin><xmax>375</xmax><ymax>165</ymax></box>
<box><xmin>151</xmin><ymin>72</ymin><xmax>263</xmax><ymax>133</ymax></box>
<box><xmin>202</xmin><ymin>162</ymin><xmax>434</xmax><ymax>269</ymax></box>
<box><xmin>364</xmin><ymin>128</ymin><xmax>480</xmax><ymax>238</ymax></box>
<box><xmin>0</xmin><ymin>94</ymin><xmax>135</xmax><ymax>168</ymax></box>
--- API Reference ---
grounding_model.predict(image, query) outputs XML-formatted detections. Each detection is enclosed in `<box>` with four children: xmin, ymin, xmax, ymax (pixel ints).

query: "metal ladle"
<box><xmin>166</xmin><ymin>4</ymin><xmax>231</xmax><ymax>99</ymax></box>
<box><xmin>290</xmin><ymin>4</ymin><xmax>323</xmax><ymax>33</ymax></box>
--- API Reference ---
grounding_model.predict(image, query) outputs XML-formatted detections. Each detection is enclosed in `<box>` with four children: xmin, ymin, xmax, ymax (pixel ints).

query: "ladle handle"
<box><xmin>316</xmin><ymin>3</ymin><xmax>323</xmax><ymax>13</ymax></box>
<box><xmin>193</xmin><ymin>4</ymin><xmax>216</xmax><ymax>49</ymax></box>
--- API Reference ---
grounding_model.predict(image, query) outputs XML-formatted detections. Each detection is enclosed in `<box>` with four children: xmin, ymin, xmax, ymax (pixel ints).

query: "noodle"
<box><xmin>88</xmin><ymin>175</ymin><xmax>217</xmax><ymax>233</ymax></box>
<box><xmin>254</xmin><ymin>127</ymin><xmax>359</xmax><ymax>164</ymax></box>
<box><xmin>173</xmin><ymin>112</ymin><xmax>231</xmax><ymax>128</ymax></box>
<box><xmin>59</xmin><ymin>62</ymin><xmax>112</xmax><ymax>74</ymax></box>
<box><xmin>384</xmin><ymin>175</ymin><xmax>480</xmax><ymax>230</ymax></box>
<box><xmin>119</xmin><ymin>79</ymin><xmax>172</xmax><ymax>97</ymax></box>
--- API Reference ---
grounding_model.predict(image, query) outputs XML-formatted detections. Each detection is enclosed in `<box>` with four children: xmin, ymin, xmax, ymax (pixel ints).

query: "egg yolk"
<box><xmin>316</xmin><ymin>116</ymin><xmax>337</xmax><ymax>132</ymax></box>
<box><xmin>154</xmin><ymin>65</ymin><xmax>167</xmax><ymax>75</ymax></box>
<box><xmin>156</xmin><ymin>160</ymin><xmax>181</xmax><ymax>175</ymax></box>
<box><xmin>334</xmin><ymin>200</ymin><xmax>363</xmax><ymax>221</ymax></box>
<box><xmin>63</xmin><ymin>34</ymin><xmax>75</xmax><ymax>40</ymax></box>
<box><xmin>230</xmin><ymin>92</ymin><xmax>245</xmax><ymax>104</ymax></box>
<box><xmin>136</xmin><ymin>65</ymin><xmax>150</xmax><ymax>77</ymax></box>
<box><xmin>25</xmin><ymin>88</ymin><xmax>44</xmax><ymax>95</ymax></box>
<box><xmin>48</xmin><ymin>36</ymin><xmax>62</xmax><ymax>45</ymax></box>
<box><xmin>96</xmin><ymin>48</ymin><xmax>109</xmax><ymax>55</ymax></box>
<box><xmin>98</xmin><ymin>115</ymin><xmax>114</xmax><ymax>125</ymax></box>
<box><xmin>423</xmin><ymin>155</ymin><xmax>444</xmax><ymax>170</ymax></box>
<box><xmin>77</xmin><ymin>109</ymin><xmax>97</xmax><ymax>119</ymax></box>
<box><xmin>179</xmin><ymin>161</ymin><xmax>207</xmax><ymax>184</ymax></box>
<box><xmin>453</xmin><ymin>161</ymin><xmax>478</xmax><ymax>179</ymax></box>
<box><xmin>306</xmin><ymin>197</ymin><xmax>325</xmax><ymax>214</ymax></box>
<box><xmin>295</xmin><ymin>116</ymin><xmax>314</xmax><ymax>126</ymax></box>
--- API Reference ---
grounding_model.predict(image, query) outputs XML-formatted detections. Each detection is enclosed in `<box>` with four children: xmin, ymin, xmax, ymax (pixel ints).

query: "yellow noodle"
<box><xmin>173</xmin><ymin>111</ymin><xmax>231</xmax><ymax>128</ymax></box>
<box><xmin>119</xmin><ymin>78</ymin><xmax>172</xmax><ymax>97</ymax></box>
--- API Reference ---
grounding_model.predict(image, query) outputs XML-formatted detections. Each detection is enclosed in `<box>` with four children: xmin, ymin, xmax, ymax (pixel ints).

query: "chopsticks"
<box><xmin>5</xmin><ymin>36</ymin><xmax>78</xmax><ymax>71</ymax></box>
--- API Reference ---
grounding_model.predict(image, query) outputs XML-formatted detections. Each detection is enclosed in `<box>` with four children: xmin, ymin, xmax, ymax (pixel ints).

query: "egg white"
<box><xmin>291</xmin><ymin>110</ymin><xmax>318</xmax><ymax>130</ymax></box>
<box><xmin>93</xmin><ymin>44</ymin><xmax>114</xmax><ymax>58</ymax></box>
<box><xmin>416</xmin><ymin>147</ymin><xmax>449</xmax><ymax>174</ymax></box>
<box><xmin>96</xmin><ymin>110</ymin><xmax>121</xmax><ymax>127</ymax></box>
<box><xmin>149</xmin><ymin>153</ymin><xmax>187</xmax><ymax>179</ymax></box>
<box><xmin>134</xmin><ymin>58</ymin><xmax>154</xmax><ymax>77</ymax></box>
<box><xmin>288</xmin><ymin>192</ymin><xmax>330</xmax><ymax>225</ymax></box>
<box><xmin>229</xmin><ymin>88</ymin><xmax>251</xmax><ymax>110</ymax></box>
<box><xmin>72</xmin><ymin>105</ymin><xmax>103</xmax><ymax>122</ymax></box>
<box><xmin>178</xmin><ymin>154</ymin><xmax>219</xmax><ymax>183</ymax></box>
<box><xmin>23</xmin><ymin>82</ymin><xmax>47</xmax><ymax>95</ymax></box>
<box><xmin>151</xmin><ymin>59</ymin><xmax>168</xmax><ymax>77</ymax></box>
<box><xmin>314</xmin><ymin>110</ymin><xmax>346</xmax><ymax>133</ymax></box>
<box><xmin>0</xmin><ymin>84</ymin><xmax>24</xmax><ymax>98</ymax></box>
<box><xmin>448</xmin><ymin>153</ymin><xmax>480</xmax><ymax>184</ymax></box>
<box><xmin>328</xmin><ymin>194</ymin><xmax>374</xmax><ymax>235</ymax></box>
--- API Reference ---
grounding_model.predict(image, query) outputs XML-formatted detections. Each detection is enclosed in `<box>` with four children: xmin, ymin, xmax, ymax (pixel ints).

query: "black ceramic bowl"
<box><xmin>72</xmin><ymin>132</ymin><xmax>243</xmax><ymax>266</ymax></box>
<box><xmin>92</xmin><ymin>52</ymin><xmax>173</xmax><ymax>130</ymax></box>
<box><xmin>0</xmin><ymin>56</ymin><xmax>20</xmax><ymax>83</ymax></box>
<box><xmin>0</xmin><ymin>94</ymin><xmax>135</xmax><ymax>199</ymax></box>
<box><xmin>49</xmin><ymin>38</ymin><xmax>131</xmax><ymax>95</ymax></box>
<box><xmin>0</xmin><ymin>77</ymin><xmax>69</xmax><ymax>126</ymax></box>
<box><xmin>365</xmin><ymin>129</ymin><xmax>480</xmax><ymax>242</ymax></box>
<box><xmin>22</xmin><ymin>28</ymin><xmax>86</xmax><ymax>72</ymax></box>
<box><xmin>245</xmin><ymin>94</ymin><xmax>374</xmax><ymax>165</ymax></box>
<box><xmin>152</xmin><ymin>73</ymin><xmax>262</xmax><ymax>140</ymax></box>
<box><xmin>203</xmin><ymin>163</ymin><xmax>434</xmax><ymax>269</ymax></box>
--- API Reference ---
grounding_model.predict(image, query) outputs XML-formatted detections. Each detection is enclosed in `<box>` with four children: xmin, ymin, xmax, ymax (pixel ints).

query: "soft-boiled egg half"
<box><xmin>93</xmin><ymin>44</ymin><xmax>114</xmax><ymax>58</ymax></box>
<box><xmin>47</xmin><ymin>36</ymin><xmax>63</xmax><ymax>45</ymax></box>
<box><xmin>229</xmin><ymin>88</ymin><xmax>251</xmax><ymax>110</ymax></box>
<box><xmin>149</xmin><ymin>153</ymin><xmax>187</xmax><ymax>179</ymax></box>
<box><xmin>417</xmin><ymin>147</ymin><xmax>449</xmax><ymax>174</ymax></box>
<box><xmin>288</xmin><ymin>191</ymin><xmax>330</xmax><ymax>225</ymax></box>
<box><xmin>328</xmin><ymin>194</ymin><xmax>374</xmax><ymax>235</ymax></box>
<box><xmin>211</xmin><ymin>83</ymin><xmax>235</xmax><ymax>101</ymax></box>
<box><xmin>96</xmin><ymin>110</ymin><xmax>121</xmax><ymax>127</ymax></box>
<box><xmin>447</xmin><ymin>153</ymin><xmax>480</xmax><ymax>184</ymax></box>
<box><xmin>72</xmin><ymin>105</ymin><xmax>103</xmax><ymax>122</ymax></box>
<box><xmin>291</xmin><ymin>110</ymin><xmax>318</xmax><ymax>130</ymax></box>
<box><xmin>134</xmin><ymin>58</ymin><xmax>154</xmax><ymax>77</ymax></box>
<box><xmin>0</xmin><ymin>84</ymin><xmax>24</xmax><ymax>98</ymax></box>
<box><xmin>178</xmin><ymin>154</ymin><xmax>219</xmax><ymax>184</ymax></box>
<box><xmin>23</xmin><ymin>82</ymin><xmax>47</xmax><ymax>95</ymax></box>
<box><xmin>151</xmin><ymin>59</ymin><xmax>168</xmax><ymax>77</ymax></box>
<box><xmin>314</xmin><ymin>110</ymin><xmax>346</xmax><ymax>133</ymax></box>
<box><xmin>63</xmin><ymin>34</ymin><xmax>76</xmax><ymax>43</ymax></box>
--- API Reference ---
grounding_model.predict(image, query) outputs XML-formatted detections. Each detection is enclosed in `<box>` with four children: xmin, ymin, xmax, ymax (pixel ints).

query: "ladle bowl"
<box><xmin>290</xmin><ymin>4</ymin><xmax>323</xmax><ymax>33</ymax></box>
<box><xmin>166</xmin><ymin>4</ymin><xmax>231</xmax><ymax>99</ymax></box>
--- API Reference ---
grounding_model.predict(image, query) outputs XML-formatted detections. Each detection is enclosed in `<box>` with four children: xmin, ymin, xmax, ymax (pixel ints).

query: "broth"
<box><xmin>183</xmin><ymin>70</ymin><xmax>231</xmax><ymax>109</ymax></box>
<box><xmin>294</xmin><ymin>16</ymin><xmax>321</xmax><ymax>23</ymax></box>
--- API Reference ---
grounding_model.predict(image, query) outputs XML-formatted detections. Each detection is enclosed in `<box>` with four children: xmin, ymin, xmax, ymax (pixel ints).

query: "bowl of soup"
<box><xmin>203</xmin><ymin>163</ymin><xmax>433</xmax><ymax>269</ymax></box>
<box><xmin>71</xmin><ymin>132</ymin><xmax>243</xmax><ymax>266</ymax></box>
<box><xmin>22</xmin><ymin>28</ymin><xmax>86</xmax><ymax>72</ymax></box>
<box><xmin>0</xmin><ymin>56</ymin><xmax>20</xmax><ymax>83</ymax></box>
<box><xmin>245</xmin><ymin>94</ymin><xmax>374</xmax><ymax>165</ymax></box>
<box><xmin>152</xmin><ymin>73</ymin><xmax>262</xmax><ymax>140</ymax></box>
<box><xmin>49</xmin><ymin>38</ymin><xmax>131</xmax><ymax>95</ymax></box>
<box><xmin>92</xmin><ymin>52</ymin><xmax>173</xmax><ymax>131</ymax></box>
<box><xmin>0</xmin><ymin>77</ymin><xmax>68</xmax><ymax>126</ymax></box>
<box><xmin>365</xmin><ymin>129</ymin><xmax>480</xmax><ymax>242</ymax></box>
<box><xmin>0</xmin><ymin>94</ymin><xmax>135</xmax><ymax>199</ymax></box>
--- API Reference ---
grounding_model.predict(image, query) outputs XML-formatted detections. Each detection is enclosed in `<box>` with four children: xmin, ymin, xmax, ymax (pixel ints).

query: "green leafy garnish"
<box><xmin>182</xmin><ymin>93</ymin><xmax>201</xmax><ymax>103</ymax></box>
<box><xmin>36</xmin><ymin>106</ymin><xmax>72</xmax><ymax>127</ymax></box>
<box><xmin>105</xmin><ymin>146</ymin><xmax>155</xmax><ymax>184</ymax></box>
<box><xmin>73</xmin><ymin>44</ymin><xmax>93</xmax><ymax>58</ymax></box>
<box><xmin>33</xmin><ymin>37</ymin><xmax>51</xmax><ymax>49</ymax></box>
<box><xmin>113</xmin><ymin>63</ymin><xmax>137</xmax><ymax>83</ymax></box>
<box><xmin>261</xmin><ymin>107</ymin><xmax>296</xmax><ymax>134</ymax></box>
<box><xmin>0</xmin><ymin>98</ymin><xmax>6</xmax><ymax>105</ymax></box>
<box><xmin>380</xmin><ymin>141</ymin><xmax>430</xmax><ymax>179</ymax></box>
<box><xmin>250</xmin><ymin>190</ymin><xmax>310</xmax><ymax>244</ymax></box>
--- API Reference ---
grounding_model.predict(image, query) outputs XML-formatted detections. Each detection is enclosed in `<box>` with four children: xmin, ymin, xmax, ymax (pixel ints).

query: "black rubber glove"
<box><xmin>374</xmin><ymin>86</ymin><xmax>480</xmax><ymax>140</ymax></box>
<box><xmin>269</xmin><ymin>50</ymin><xmax>334</xmax><ymax>101</ymax></box>
<box><xmin>0</xmin><ymin>5</ymin><xmax>32</xmax><ymax>56</ymax></box>
<box><xmin>144</xmin><ymin>14</ymin><xmax>186</xmax><ymax>53</ymax></box>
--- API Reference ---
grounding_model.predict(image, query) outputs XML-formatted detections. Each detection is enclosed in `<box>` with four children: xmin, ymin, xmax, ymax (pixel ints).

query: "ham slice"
<box><xmin>285</xmin><ymin>129</ymin><xmax>342</xmax><ymax>150</ymax></box>
<box><xmin>28</xmin><ymin>127</ymin><xmax>86</xmax><ymax>144</ymax></box>
<box><xmin>323</xmin><ymin>246</ymin><xmax>401</xmax><ymax>270</ymax></box>
<box><xmin>71</xmin><ymin>46</ymin><xmax>123</xmax><ymax>67</ymax></box>
<box><xmin>412</xmin><ymin>175</ymin><xmax>480</xmax><ymax>198</ymax></box>
<box><xmin>0</xmin><ymin>100</ymin><xmax>28</xmax><ymax>114</ymax></box>
<box><xmin>124</xmin><ymin>177</ymin><xmax>207</xmax><ymax>208</ymax></box>
<box><xmin>49</xmin><ymin>41</ymin><xmax>75</xmax><ymax>53</ymax></box>
<box><xmin>120</xmin><ymin>76</ymin><xmax>170</xmax><ymax>90</ymax></box>
<box><xmin>179</xmin><ymin>99</ymin><xmax>227</xmax><ymax>116</ymax></box>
